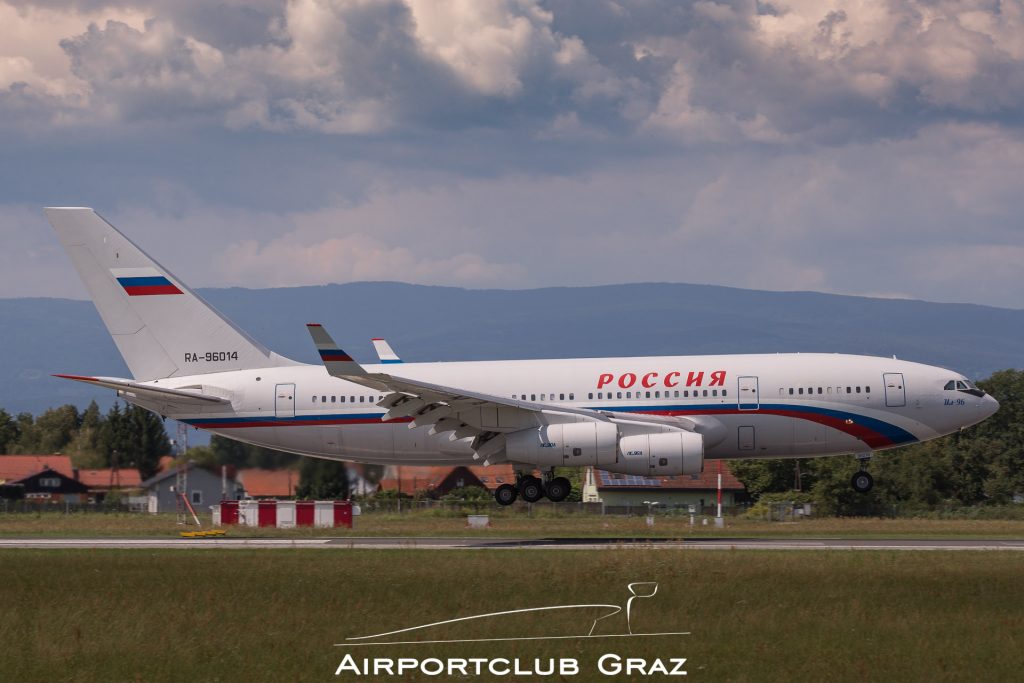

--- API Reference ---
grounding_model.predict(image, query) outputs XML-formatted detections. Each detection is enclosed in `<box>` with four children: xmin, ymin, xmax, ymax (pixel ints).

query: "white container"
<box><xmin>239</xmin><ymin>500</ymin><xmax>260</xmax><ymax>527</ymax></box>
<box><xmin>314</xmin><ymin>501</ymin><xmax>335</xmax><ymax>528</ymax></box>
<box><xmin>212</xmin><ymin>504</ymin><xmax>221</xmax><ymax>527</ymax></box>
<box><xmin>466</xmin><ymin>515</ymin><xmax>490</xmax><ymax>529</ymax></box>
<box><xmin>276</xmin><ymin>500</ymin><xmax>296</xmax><ymax>528</ymax></box>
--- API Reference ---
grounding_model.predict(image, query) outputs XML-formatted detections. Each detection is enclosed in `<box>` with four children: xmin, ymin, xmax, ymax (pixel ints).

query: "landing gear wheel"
<box><xmin>519</xmin><ymin>477</ymin><xmax>544</xmax><ymax>503</ymax></box>
<box><xmin>545</xmin><ymin>477</ymin><xmax>572</xmax><ymax>503</ymax></box>
<box><xmin>851</xmin><ymin>471</ymin><xmax>874</xmax><ymax>494</ymax></box>
<box><xmin>495</xmin><ymin>483</ymin><xmax>518</xmax><ymax>506</ymax></box>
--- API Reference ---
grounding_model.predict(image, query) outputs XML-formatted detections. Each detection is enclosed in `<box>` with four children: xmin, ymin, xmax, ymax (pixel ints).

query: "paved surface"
<box><xmin>1</xmin><ymin>536</ymin><xmax>1023</xmax><ymax>550</ymax></box>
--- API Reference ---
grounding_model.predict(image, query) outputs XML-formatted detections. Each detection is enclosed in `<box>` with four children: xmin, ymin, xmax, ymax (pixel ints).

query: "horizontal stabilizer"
<box><xmin>53</xmin><ymin>374</ymin><xmax>230</xmax><ymax>406</ymax></box>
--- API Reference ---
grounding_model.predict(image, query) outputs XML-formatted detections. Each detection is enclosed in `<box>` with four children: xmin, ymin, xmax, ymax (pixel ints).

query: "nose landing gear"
<box><xmin>851</xmin><ymin>453</ymin><xmax>874</xmax><ymax>493</ymax></box>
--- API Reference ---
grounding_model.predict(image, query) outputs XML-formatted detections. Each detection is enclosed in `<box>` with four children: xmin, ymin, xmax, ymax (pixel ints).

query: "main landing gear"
<box><xmin>851</xmin><ymin>453</ymin><xmax>874</xmax><ymax>493</ymax></box>
<box><xmin>493</xmin><ymin>471</ymin><xmax>573</xmax><ymax>506</ymax></box>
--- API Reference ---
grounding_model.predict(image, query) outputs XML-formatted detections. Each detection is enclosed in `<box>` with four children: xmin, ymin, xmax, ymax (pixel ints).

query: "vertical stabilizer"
<box><xmin>371</xmin><ymin>338</ymin><xmax>403</xmax><ymax>364</ymax></box>
<box><xmin>44</xmin><ymin>207</ymin><xmax>299</xmax><ymax>380</ymax></box>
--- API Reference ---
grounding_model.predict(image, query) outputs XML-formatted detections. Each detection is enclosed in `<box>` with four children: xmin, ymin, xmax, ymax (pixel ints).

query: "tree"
<box><xmin>209</xmin><ymin>435</ymin><xmax>298</xmax><ymax>469</ymax></box>
<box><xmin>99</xmin><ymin>403</ymin><xmax>170</xmax><ymax>479</ymax></box>
<box><xmin>0</xmin><ymin>409</ymin><xmax>18</xmax><ymax>454</ymax></box>
<box><xmin>9</xmin><ymin>405</ymin><xmax>80</xmax><ymax>454</ymax></box>
<box><xmin>296</xmin><ymin>458</ymin><xmax>348</xmax><ymax>499</ymax></box>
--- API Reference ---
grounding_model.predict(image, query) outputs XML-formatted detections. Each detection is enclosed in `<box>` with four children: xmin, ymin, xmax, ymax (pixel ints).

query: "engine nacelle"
<box><xmin>506</xmin><ymin>421</ymin><xmax>619</xmax><ymax>468</ymax></box>
<box><xmin>613</xmin><ymin>430</ymin><xmax>704</xmax><ymax>476</ymax></box>
<box><xmin>504</xmin><ymin>421</ymin><xmax>704</xmax><ymax>476</ymax></box>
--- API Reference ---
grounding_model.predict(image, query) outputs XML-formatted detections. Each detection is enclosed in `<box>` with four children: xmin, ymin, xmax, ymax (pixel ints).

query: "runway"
<box><xmin>1</xmin><ymin>536</ymin><xmax>1023</xmax><ymax>550</ymax></box>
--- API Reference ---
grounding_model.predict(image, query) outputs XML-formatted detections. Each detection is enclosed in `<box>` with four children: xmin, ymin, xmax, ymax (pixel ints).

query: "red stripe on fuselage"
<box><xmin>642</xmin><ymin>407</ymin><xmax>896</xmax><ymax>448</ymax></box>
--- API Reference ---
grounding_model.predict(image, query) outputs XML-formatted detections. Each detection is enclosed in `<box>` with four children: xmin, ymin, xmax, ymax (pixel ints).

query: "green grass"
<box><xmin>0</xmin><ymin>550</ymin><xmax>1022</xmax><ymax>681</ymax></box>
<box><xmin>2</xmin><ymin>510</ymin><xmax>1024</xmax><ymax>539</ymax></box>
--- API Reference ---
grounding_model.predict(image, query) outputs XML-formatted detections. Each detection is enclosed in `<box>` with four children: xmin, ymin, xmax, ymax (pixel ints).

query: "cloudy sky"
<box><xmin>2</xmin><ymin>0</ymin><xmax>1022</xmax><ymax>308</ymax></box>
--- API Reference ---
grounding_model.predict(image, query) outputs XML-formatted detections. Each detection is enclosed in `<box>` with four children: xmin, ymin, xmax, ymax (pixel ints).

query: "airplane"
<box><xmin>43</xmin><ymin>207</ymin><xmax>1000</xmax><ymax>505</ymax></box>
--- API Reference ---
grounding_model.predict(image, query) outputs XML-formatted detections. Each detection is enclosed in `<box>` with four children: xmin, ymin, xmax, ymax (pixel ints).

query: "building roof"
<box><xmin>0</xmin><ymin>455</ymin><xmax>74</xmax><ymax>483</ymax></box>
<box><xmin>236</xmin><ymin>469</ymin><xmax>299</xmax><ymax>498</ymax></box>
<box><xmin>76</xmin><ymin>468</ymin><xmax>143</xmax><ymax>489</ymax></box>
<box><xmin>378</xmin><ymin>464</ymin><xmax>518</xmax><ymax>493</ymax></box>
<box><xmin>595</xmin><ymin>460</ymin><xmax>745</xmax><ymax>491</ymax></box>
<box><xmin>140</xmin><ymin>461</ymin><xmax>235</xmax><ymax>489</ymax></box>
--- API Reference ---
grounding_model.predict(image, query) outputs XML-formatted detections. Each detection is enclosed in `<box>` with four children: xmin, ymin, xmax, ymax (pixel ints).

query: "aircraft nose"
<box><xmin>983</xmin><ymin>394</ymin><xmax>1000</xmax><ymax>418</ymax></box>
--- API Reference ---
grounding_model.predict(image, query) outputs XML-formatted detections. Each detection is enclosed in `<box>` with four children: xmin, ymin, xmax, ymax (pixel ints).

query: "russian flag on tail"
<box><xmin>111</xmin><ymin>267</ymin><xmax>182</xmax><ymax>296</ymax></box>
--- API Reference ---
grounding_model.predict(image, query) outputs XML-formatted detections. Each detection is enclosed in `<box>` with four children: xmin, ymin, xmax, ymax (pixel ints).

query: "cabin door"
<box><xmin>883</xmin><ymin>373</ymin><xmax>906</xmax><ymax>407</ymax></box>
<box><xmin>738</xmin><ymin>376</ymin><xmax>759</xmax><ymax>411</ymax></box>
<box><xmin>275</xmin><ymin>383</ymin><xmax>296</xmax><ymax>418</ymax></box>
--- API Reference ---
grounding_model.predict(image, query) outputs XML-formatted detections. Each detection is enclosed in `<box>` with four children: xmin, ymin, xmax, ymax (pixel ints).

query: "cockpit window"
<box><xmin>943</xmin><ymin>380</ymin><xmax>956</xmax><ymax>391</ymax></box>
<box><xmin>954</xmin><ymin>379</ymin><xmax>985</xmax><ymax>397</ymax></box>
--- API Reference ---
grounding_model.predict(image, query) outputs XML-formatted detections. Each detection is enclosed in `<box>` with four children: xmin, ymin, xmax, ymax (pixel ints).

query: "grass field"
<box><xmin>2</xmin><ymin>510</ymin><xmax>1024</xmax><ymax>539</ymax></box>
<box><xmin>0</xmin><ymin>549</ymin><xmax>1021</xmax><ymax>681</ymax></box>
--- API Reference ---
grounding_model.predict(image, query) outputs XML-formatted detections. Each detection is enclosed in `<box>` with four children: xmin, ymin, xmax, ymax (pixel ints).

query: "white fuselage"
<box><xmin>135</xmin><ymin>353</ymin><xmax>997</xmax><ymax>467</ymax></box>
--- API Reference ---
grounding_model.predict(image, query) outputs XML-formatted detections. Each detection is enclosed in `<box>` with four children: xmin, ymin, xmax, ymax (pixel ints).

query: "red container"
<box><xmin>333</xmin><ymin>501</ymin><xmax>352</xmax><ymax>529</ymax></box>
<box><xmin>257</xmin><ymin>500</ymin><xmax>277</xmax><ymax>528</ymax></box>
<box><xmin>220</xmin><ymin>500</ymin><xmax>239</xmax><ymax>525</ymax></box>
<box><xmin>296</xmin><ymin>501</ymin><xmax>315</xmax><ymax>527</ymax></box>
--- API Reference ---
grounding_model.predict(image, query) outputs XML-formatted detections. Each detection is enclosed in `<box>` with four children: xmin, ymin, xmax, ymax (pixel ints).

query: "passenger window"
<box><xmin>722</xmin><ymin>390</ymin><xmax>727</xmax><ymax>397</ymax></box>
<box><xmin>359</xmin><ymin>396</ymin><xmax>365</xmax><ymax>402</ymax></box>
<box><xmin>531</xmin><ymin>394</ymin><xmax>536</xmax><ymax>401</ymax></box>
<box><xmin>846</xmin><ymin>387</ymin><xmax>852</xmax><ymax>394</ymax></box>
<box><xmin>655</xmin><ymin>391</ymin><xmax>660</xmax><ymax>398</ymax></box>
<box><xmin>684</xmin><ymin>390</ymin><xmax>689</xmax><ymax>398</ymax></box>
<box><xmin>789</xmin><ymin>388</ymin><xmax>794</xmax><ymax>395</ymax></box>
<box><xmin>798</xmin><ymin>388</ymin><xmax>804</xmax><ymax>395</ymax></box>
<box><xmin>598</xmin><ymin>392</ymin><xmax>603</xmax><ymax>399</ymax></box>
<box><xmin>330</xmin><ymin>395</ymin><xmax>335</xmax><ymax>403</ymax></box>
<box><xmin>617</xmin><ymin>392</ymin><xmax>623</xmax><ymax>399</ymax></box>
<box><xmin>540</xmin><ymin>394</ymin><xmax>546</xmax><ymax>401</ymax></box>
<box><xmin>817</xmin><ymin>387</ymin><xmax>823</xmax><ymax>394</ymax></box>
<box><xmin>827</xmin><ymin>387</ymin><xmax>832</xmax><ymax>394</ymax></box>
<box><xmin>712</xmin><ymin>389</ymin><xmax>718</xmax><ymax>397</ymax></box>
<box><xmin>865</xmin><ymin>386</ymin><xmax>870</xmax><ymax>393</ymax></box>
<box><xmin>674</xmin><ymin>391</ymin><xmax>679</xmax><ymax>398</ymax></box>
<box><xmin>341</xmin><ymin>396</ymin><xmax>346</xmax><ymax>403</ymax></box>
<box><xmin>313</xmin><ymin>396</ymin><xmax>318</xmax><ymax>403</ymax></box>
<box><xmin>703</xmin><ymin>390</ymin><xmax>708</xmax><ymax>397</ymax></box>
<box><xmin>560</xmin><ymin>393</ymin><xmax>565</xmax><ymax>400</ymax></box>
<box><xmin>856</xmin><ymin>386</ymin><xmax>861</xmax><ymax>393</ymax></box>
<box><xmin>322</xmin><ymin>395</ymin><xmax>327</xmax><ymax>403</ymax></box>
<box><xmin>569</xmin><ymin>393</ymin><xmax>574</xmax><ymax>400</ymax></box>
<box><xmin>646</xmin><ymin>391</ymin><xmax>651</xmax><ymax>398</ymax></box>
<box><xmin>626</xmin><ymin>391</ymin><xmax>632</xmax><ymax>398</ymax></box>
<box><xmin>588</xmin><ymin>393</ymin><xmax>593</xmax><ymax>399</ymax></box>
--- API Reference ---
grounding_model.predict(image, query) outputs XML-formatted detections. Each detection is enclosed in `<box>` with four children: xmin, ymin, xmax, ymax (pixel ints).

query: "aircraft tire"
<box><xmin>495</xmin><ymin>483</ymin><xmax>518</xmax><ymax>506</ymax></box>
<box><xmin>545</xmin><ymin>477</ymin><xmax>572</xmax><ymax>503</ymax></box>
<box><xmin>520</xmin><ymin>477</ymin><xmax>544</xmax><ymax>503</ymax></box>
<box><xmin>851</xmin><ymin>471</ymin><xmax>874</xmax><ymax>494</ymax></box>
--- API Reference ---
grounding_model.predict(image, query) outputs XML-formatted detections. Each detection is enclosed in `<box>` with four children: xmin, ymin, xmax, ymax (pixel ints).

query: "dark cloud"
<box><xmin>1</xmin><ymin>0</ymin><xmax>1023</xmax><ymax>309</ymax></box>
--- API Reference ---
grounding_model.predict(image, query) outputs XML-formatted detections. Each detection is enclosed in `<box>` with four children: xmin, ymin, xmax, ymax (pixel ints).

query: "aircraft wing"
<box><xmin>53</xmin><ymin>374</ymin><xmax>231</xmax><ymax>406</ymax></box>
<box><xmin>305</xmin><ymin>324</ymin><xmax>719</xmax><ymax>461</ymax></box>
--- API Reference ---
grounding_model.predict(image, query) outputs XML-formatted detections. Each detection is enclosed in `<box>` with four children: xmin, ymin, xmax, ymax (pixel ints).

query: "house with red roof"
<box><xmin>583</xmin><ymin>461</ymin><xmax>748</xmax><ymax>511</ymax></box>
<box><xmin>236</xmin><ymin>469</ymin><xmax>300</xmax><ymax>499</ymax></box>
<box><xmin>378</xmin><ymin>464</ymin><xmax>518</xmax><ymax>497</ymax></box>
<box><xmin>0</xmin><ymin>455</ymin><xmax>74</xmax><ymax>483</ymax></box>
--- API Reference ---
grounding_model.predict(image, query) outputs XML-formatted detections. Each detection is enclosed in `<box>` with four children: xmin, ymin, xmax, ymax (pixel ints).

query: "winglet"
<box><xmin>371</xmin><ymin>338</ymin><xmax>403</xmax><ymax>364</ymax></box>
<box><xmin>306</xmin><ymin>323</ymin><xmax>367</xmax><ymax>377</ymax></box>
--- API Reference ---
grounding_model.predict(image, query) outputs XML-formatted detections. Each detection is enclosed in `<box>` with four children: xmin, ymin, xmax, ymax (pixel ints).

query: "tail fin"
<box><xmin>44</xmin><ymin>207</ymin><xmax>299</xmax><ymax>380</ymax></box>
<box><xmin>371</xmin><ymin>337</ymin><xmax>403</xmax><ymax>364</ymax></box>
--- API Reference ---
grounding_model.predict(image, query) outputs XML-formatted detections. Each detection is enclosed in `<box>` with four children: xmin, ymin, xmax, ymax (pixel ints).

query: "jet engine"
<box><xmin>505</xmin><ymin>421</ymin><xmax>704</xmax><ymax>476</ymax></box>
